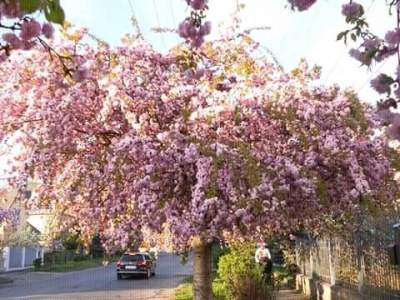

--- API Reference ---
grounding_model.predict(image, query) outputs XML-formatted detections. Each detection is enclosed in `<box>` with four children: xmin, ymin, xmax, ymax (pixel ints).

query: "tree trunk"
<box><xmin>192</xmin><ymin>237</ymin><xmax>213</xmax><ymax>300</ymax></box>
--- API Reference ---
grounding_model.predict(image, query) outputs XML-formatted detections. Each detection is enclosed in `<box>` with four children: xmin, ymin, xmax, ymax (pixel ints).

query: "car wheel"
<box><xmin>145</xmin><ymin>269</ymin><xmax>151</xmax><ymax>279</ymax></box>
<box><xmin>151</xmin><ymin>270</ymin><xmax>155</xmax><ymax>276</ymax></box>
<box><xmin>117</xmin><ymin>273</ymin><xmax>122</xmax><ymax>280</ymax></box>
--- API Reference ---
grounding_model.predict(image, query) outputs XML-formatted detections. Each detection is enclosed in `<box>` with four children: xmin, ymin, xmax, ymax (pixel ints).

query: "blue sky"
<box><xmin>59</xmin><ymin>0</ymin><xmax>395</xmax><ymax>103</ymax></box>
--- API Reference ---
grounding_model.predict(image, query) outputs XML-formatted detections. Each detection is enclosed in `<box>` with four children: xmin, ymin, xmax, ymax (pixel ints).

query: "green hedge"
<box><xmin>217</xmin><ymin>243</ymin><xmax>274</xmax><ymax>300</ymax></box>
<box><xmin>43</xmin><ymin>251</ymin><xmax>93</xmax><ymax>265</ymax></box>
<box><xmin>211</xmin><ymin>243</ymin><xmax>230</xmax><ymax>270</ymax></box>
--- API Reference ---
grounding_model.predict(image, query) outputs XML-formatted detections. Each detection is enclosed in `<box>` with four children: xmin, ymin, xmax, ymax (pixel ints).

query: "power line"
<box><xmin>169</xmin><ymin>0</ymin><xmax>177</xmax><ymax>26</ymax></box>
<box><xmin>127</xmin><ymin>0</ymin><xmax>142</xmax><ymax>36</ymax></box>
<box><xmin>356</xmin><ymin>58</ymin><xmax>390</xmax><ymax>93</ymax></box>
<box><xmin>153</xmin><ymin>0</ymin><xmax>168</xmax><ymax>49</ymax></box>
<box><xmin>169</xmin><ymin>0</ymin><xmax>180</xmax><ymax>44</ymax></box>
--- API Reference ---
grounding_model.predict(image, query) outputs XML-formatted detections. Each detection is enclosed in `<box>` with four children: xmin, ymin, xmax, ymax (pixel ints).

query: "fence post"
<box><xmin>394</xmin><ymin>224</ymin><xmax>400</xmax><ymax>264</ymax></box>
<box><xmin>41</xmin><ymin>247</ymin><xmax>44</xmax><ymax>266</ymax></box>
<box><xmin>21</xmin><ymin>247</ymin><xmax>26</xmax><ymax>268</ymax></box>
<box><xmin>355</xmin><ymin>231</ymin><xmax>365</xmax><ymax>294</ymax></box>
<box><xmin>310</xmin><ymin>245</ymin><xmax>313</xmax><ymax>276</ymax></box>
<box><xmin>3</xmin><ymin>246</ymin><xmax>10</xmax><ymax>271</ymax></box>
<box><xmin>328</xmin><ymin>238</ymin><xmax>336</xmax><ymax>286</ymax></box>
<box><xmin>295</xmin><ymin>240</ymin><xmax>300</xmax><ymax>268</ymax></box>
<box><xmin>357</xmin><ymin>254</ymin><xmax>365</xmax><ymax>293</ymax></box>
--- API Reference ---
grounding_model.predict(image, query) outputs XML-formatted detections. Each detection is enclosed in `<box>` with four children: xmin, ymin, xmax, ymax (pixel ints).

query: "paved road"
<box><xmin>0</xmin><ymin>252</ymin><xmax>192</xmax><ymax>300</ymax></box>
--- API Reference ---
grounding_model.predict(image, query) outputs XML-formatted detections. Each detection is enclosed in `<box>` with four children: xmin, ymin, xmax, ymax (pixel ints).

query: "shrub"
<box><xmin>43</xmin><ymin>251</ymin><xmax>55</xmax><ymax>265</ymax></box>
<box><xmin>211</xmin><ymin>243</ymin><xmax>230</xmax><ymax>270</ymax></box>
<box><xmin>218</xmin><ymin>242</ymin><xmax>274</xmax><ymax>300</ymax></box>
<box><xmin>33</xmin><ymin>258</ymin><xmax>41</xmax><ymax>269</ymax></box>
<box><xmin>62</xmin><ymin>233</ymin><xmax>83</xmax><ymax>251</ymax></box>
<box><xmin>73</xmin><ymin>254</ymin><xmax>90</xmax><ymax>262</ymax></box>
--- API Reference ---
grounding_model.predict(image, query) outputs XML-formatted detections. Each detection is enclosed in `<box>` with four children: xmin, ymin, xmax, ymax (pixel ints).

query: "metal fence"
<box><xmin>296</xmin><ymin>223</ymin><xmax>400</xmax><ymax>299</ymax></box>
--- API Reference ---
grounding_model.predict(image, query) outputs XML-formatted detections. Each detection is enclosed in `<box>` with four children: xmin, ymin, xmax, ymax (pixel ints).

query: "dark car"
<box><xmin>116</xmin><ymin>252</ymin><xmax>156</xmax><ymax>279</ymax></box>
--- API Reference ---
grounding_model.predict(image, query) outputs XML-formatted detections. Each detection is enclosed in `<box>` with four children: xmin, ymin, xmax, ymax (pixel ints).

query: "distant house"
<box><xmin>0</xmin><ymin>178</ymin><xmax>51</xmax><ymax>272</ymax></box>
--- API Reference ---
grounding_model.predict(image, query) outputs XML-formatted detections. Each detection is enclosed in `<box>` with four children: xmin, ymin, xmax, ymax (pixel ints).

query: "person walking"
<box><xmin>149</xmin><ymin>244</ymin><xmax>159</xmax><ymax>260</ymax></box>
<box><xmin>255</xmin><ymin>242</ymin><xmax>273</xmax><ymax>283</ymax></box>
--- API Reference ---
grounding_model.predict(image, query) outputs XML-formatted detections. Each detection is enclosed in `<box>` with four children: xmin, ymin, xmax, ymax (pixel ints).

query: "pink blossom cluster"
<box><xmin>2</xmin><ymin>20</ymin><xmax>54</xmax><ymax>51</ymax></box>
<box><xmin>185</xmin><ymin>0</ymin><xmax>207</xmax><ymax>11</ymax></box>
<box><xmin>385</xmin><ymin>28</ymin><xmax>400</xmax><ymax>45</ymax></box>
<box><xmin>178</xmin><ymin>19</ymin><xmax>211</xmax><ymax>48</ymax></box>
<box><xmin>0</xmin><ymin>1</ymin><xmax>54</xmax><ymax>61</ymax></box>
<box><xmin>0</xmin><ymin>34</ymin><xmax>396</xmax><ymax>253</ymax></box>
<box><xmin>287</xmin><ymin>0</ymin><xmax>317</xmax><ymax>11</ymax></box>
<box><xmin>370</xmin><ymin>74</ymin><xmax>393</xmax><ymax>95</ymax></box>
<box><xmin>0</xmin><ymin>208</ymin><xmax>19</xmax><ymax>227</ymax></box>
<box><xmin>177</xmin><ymin>0</ymin><xmax>210</xmax><ymax>48</ymax></box>
<box><xmin>287</xmin><ymin>0</ymin><xmax>400</xmax><ymax>141</ymax></box>
<box><xmin>375</xmin><ymin>98</ymin><xmax>400</xmax><ymax>140</ymax></box>
<box><xmin>341</xmin><ymin>2</ymin><xmax>363</xmax><ymax>19</ymax></box>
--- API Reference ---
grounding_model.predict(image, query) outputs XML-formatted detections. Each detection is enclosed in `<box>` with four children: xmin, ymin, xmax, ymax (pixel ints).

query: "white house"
<box><xmin>0</xmin><ymin>178</ymin><xmax>51</xmax><ymax>272</ymax></box>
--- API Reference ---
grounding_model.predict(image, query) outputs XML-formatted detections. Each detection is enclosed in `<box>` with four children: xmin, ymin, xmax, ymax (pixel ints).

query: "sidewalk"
<box><xmin>277</xmin><ymin>289</ymin><xmax>309</xmax><ymax>300</ymax></box>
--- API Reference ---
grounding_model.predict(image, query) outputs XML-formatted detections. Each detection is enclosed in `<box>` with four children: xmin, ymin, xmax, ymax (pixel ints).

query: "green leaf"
<box><xmin>351</xmin><ymin>33</ymin><xmax>357</xmax><ymax>41</ymax></box>
<box><xmin>44</xmin><ymin>0</ymin><xmax>65</xmax><ymax>25</ymax></box>
<box><xmin>20</xmin><ymin>0</ymin><xmax>42</xmax><ymax>13</ymax></box>
<box><xmin>337</xmin><ymin>32</ymin><xmax>345</xmax><ymax>41</ymax></box>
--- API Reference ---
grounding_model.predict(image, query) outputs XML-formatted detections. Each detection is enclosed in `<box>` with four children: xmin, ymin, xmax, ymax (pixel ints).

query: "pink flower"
<box><xmin>375</xmin><ymin>109</ymin><xmax>396</xmax><ymax>125</ymax></box>
<box><xmin>191</xmin><ymin>36</ymin><xmax>204</xmax><ymax>48</ymax></box>
<box><xmin>385</xmin><ymin>28</ymin><xmax>400</xmax><ymax>45</ymax></box>
<box><xmin>375</xmin><ymin>46</ymin><xmax>398</xmax><ymax>62</ymax></box>
<box><xmin>2</xmin><ymin>33</ymin><xmax>22</xmax><ymax>49</ymax></box>
<box><xmin>178</xmin><ymin>19</ymin><xmax>192</xmax><ymax>39</ymax></box>
<box><xmin>186</xmin><ymin>0</ymin><xmax>207</xmax><ymax>10</ymax></box>
<box><xmin>288</xmin><ymin>0</ymin><xmax>317</xmax><ymax>11</ymax></box>
<box><xmin>178</xmin><ymin>18</ymin><xmax>209</xmax><ymax>48</ymax></box>
<box><xmin>22</xmin><ymin>40</ymin><xmax>36</xmax><ymax>50</ymax></box>
<box><xmin>377</xmin><ymin>98</ymin><xmax>397</xmax><ymax>111</ymax></box>
<box><xmin>362</xmin><ymin>38</ymin><xmax>380</xmax><ymax>51</ymax></box>
<box><xmin>0</xmin><ymin>52</ymin><xmax>7</xmax><ymax>63</ymax></box>
<box><xmin>342</xmin><ymin>2</ymin><xmax>363</xmax><ymax>19</ymax></box>
<box><xmin>72</xmin><ymin>68</ymin><xmax>89</xmax><ymax>82</ymax></box>
<box><xmin>370</xmin><ymin>74</ymin><xmax>393</xmax><ymax>94</ymax></box>
<box><xmin>199</xmin><ymin>21</ymin><xmax>211</xmax><ymax>36</ymax></box>
<box><xmin>349</xmin><ymin>48</ymin><xmax>372</xmax><ymax>65</ymax></box>
<box><xmin>20</xmin><ymin>20</ymin><xmax>42</xmax><ymax>41</ymax></box>
<box><xmin>42</xmin><ymin>23</ymin><xmax>54</xmax><ymax>39</ymax></box>
<box><xmin>349</xmin><ymin>48</ymin><xmax>363</xmax><ymax>62</ymax></box>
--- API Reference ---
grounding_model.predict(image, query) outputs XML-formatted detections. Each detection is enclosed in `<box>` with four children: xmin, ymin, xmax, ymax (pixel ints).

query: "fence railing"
<box><xmin>296</xmin><ymin>231</ymin><xmax>400</xmax><ymax>299</ymax></box>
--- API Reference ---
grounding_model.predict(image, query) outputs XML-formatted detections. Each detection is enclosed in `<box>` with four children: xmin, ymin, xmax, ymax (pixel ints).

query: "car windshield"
<box><xmin>120</xmin><ymin>254</ymin><xmax>142</xmax><ymax>262</ymax></box>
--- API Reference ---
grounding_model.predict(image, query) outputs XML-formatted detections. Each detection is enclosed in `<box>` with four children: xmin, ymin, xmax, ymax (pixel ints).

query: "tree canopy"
<box><xmin>0</xmin><ymin>32</ymin><xmax>397</xmax><ymax>252</ymax></box>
